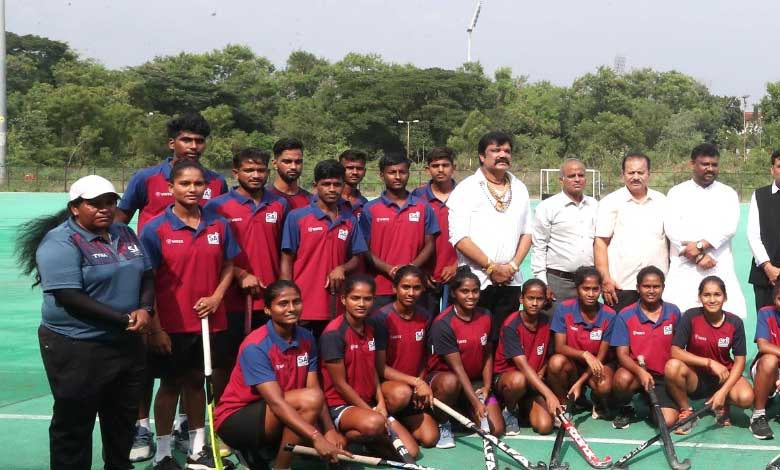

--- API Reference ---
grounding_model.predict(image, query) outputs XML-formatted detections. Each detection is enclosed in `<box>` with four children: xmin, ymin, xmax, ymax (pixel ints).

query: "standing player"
<box><xmin>362</xmin><ymin>152</ymin><xmax>439</xmax><ymax>310</ymax></box>
<box><xmin>609</xmin><ymin>266</ymin><xmax>682</xmax><ymax>429</ymax></box>
<box><xmin>412</xmin><ymin>147</ymin><xmax>459</xmax><ymax>314</ymax></box>
<box><xmin>426</xmin><ymin>267</ymin><xmax>499</xmax><ymax>448</ymax></box>
<box><xmin>281</xmin><ymin>160</ymin><xmax>367</xmax><ymax>338</ymax></box>
<box><xmin>205</xmin><ymin>148</ymin><xmax>288</xmax><ymax>344</ymax></box>
<box><xmin>372</xmin><ymin>265</ymin><xmax>438</xmax><ymax>448</ymax></box>
<box><xmin>140</xmin><ymin>161</ymin><xmax>239</xmax><ymax>470</ymax></box>
<box><xmin>751</xmin><ymin>283</ymin><xmax>780</xmax><ymax>439</ymax></box>
<box><xmin>339</xmin><ymin>149</ymin><xmax>369</xmax><ymax>218</ymax></box>
<box><xmin>267</xmin><ymin>138</ymin><xmax>311</xmax><ymax>210</ymax></box>
<box><xmin>215</xmin><ymin>281</ymin><xmax>349</xmax><ymax>469</ymax></box>
<box><xmin>490</xmin><ymin>279</ymin><xmax>559</xmax><ymax>436</ymax></box>
<box><xmin>546</xmin><ymin>266</ymin><xmax>615</xmax><ymax>420</ymax></box>
<box><xmin>664</xmin><ymin>276</ymin><xmax>753</xmax><ymax>434</ymax></box>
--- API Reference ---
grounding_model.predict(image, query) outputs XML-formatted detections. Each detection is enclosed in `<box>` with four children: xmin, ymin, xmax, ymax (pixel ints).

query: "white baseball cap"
<box><xmin>68</xmin><ymin>175</ymin><xmax>120</xmax><ymax>202</ymax></box>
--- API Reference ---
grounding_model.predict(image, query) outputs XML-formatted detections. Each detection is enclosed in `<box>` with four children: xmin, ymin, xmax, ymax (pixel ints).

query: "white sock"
<box><xmin>138</xmin><ymin>418</ymin><xmax>151</xmax><ymax>430</ymax></box>
<box><xmin>189</xmin><ymin>427</ymin><xmax>206</xmax><ymax>456</ymax></box>
<box><xmin>174</xmin><ymin>413</ymin><xmax>187</xmax><ymax>431</ymax></box>
<box><xmin>753</xmin><ymin>409</ymin><xmax>766</xmax><ymax>421</ymax></box>
<box><xmin>154</xmin><ymin>435</ymin><xmax>172</xmax><ymax>463</ymax></box>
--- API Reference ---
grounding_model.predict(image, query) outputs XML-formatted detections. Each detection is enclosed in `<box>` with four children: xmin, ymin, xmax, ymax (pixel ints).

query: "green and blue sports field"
<box><xmin>2</xmin><ymin>193</ymin><xmax>779</xmax><ymax>470</ymax></box>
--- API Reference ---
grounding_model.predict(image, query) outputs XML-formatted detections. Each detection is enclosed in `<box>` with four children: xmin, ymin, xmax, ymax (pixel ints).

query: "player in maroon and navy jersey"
<box><xmin>547</xmin><ymin>266</ymin><xmax>616</xmax><ymax>420</ymax></box>
<box><xmin>339</xmin><ymin>149</ymin><xmax>370</xmax><ymax>219</ymax></box>
<box><xmin>139</xmin><ymin>160</ymin><xmax>239</xmax><ymax>468</ymax></box>
<box><xmin>751</xmin><ymin>283</ymin><xmax>780</xmax><ymax>439</ymax></box>
<box><xmin>490</xmin><ymin>279</ymin><xmax>559</xmax><ymax>436</ymax></box>
<box><xmin>281</xmin><ymin>160</ymin><xmax>367</xmax><ymax>338</ymax></box>
<box><xmin>205</xmin><ymin>148</ymin><xmax>289</xmax><ymax>366</ymax></box>
<box><xmin>665</xmin><ymin>276</ymin><xmax>753</xmax><ymax>434</ymax></box>
<box><xmin>610</xmin><ymin>266</ymin><xmax>682</xmax><ymax>429</ymax></box>
<box><xmin>371</xmin><ymin>265</ymin><xmax>438</xmax><ymax>448</ymax></box>
<box><xmin>215</xmin><ymin>281</ymin><xmax>349</xmax><ymax>469</ymax></box>
<box><xmin>266</xmin><ymin>138</ymin><xmax>312</xmax><ymax>210</ymax></box>
<box><xmin>426</xmin><ymin>267</ymin><xmax>498</xmax><ymax>448</ymax></box>
<box><xmin>320</xmin><ymin>275</ymin><xmax>420</xmax><ymax>459</ymax></box>
<box><xmin>361</xmin><ymin>152</ymin><xmax>440</xmax><ymax>310</ymax></box>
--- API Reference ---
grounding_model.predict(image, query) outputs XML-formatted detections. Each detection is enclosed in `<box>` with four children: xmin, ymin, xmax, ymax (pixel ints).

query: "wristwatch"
<box><xmin>695</xmin><ymin>241</ymin><xmax>704</xmax><ymax>251</ymax></box>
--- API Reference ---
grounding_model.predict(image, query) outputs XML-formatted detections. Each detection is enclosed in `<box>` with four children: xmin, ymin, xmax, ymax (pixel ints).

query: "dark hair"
<box><xmin>272</xmin><ymin>137</ymin><xmax>304</xmax><ymax>157</ymax></box>
<box><xmin>233</xmin><ymin>147</ymin><xmax>271</xmax><ymax>169</ymax></box>
<box><xmin>167</xmin><ymin>113</ymin><xmax>211</xmax><ymax>139</ymax></box>
<box><xmin>621</xmin><ymin>152</ymin><xmax>651</xmax><ymax>172</ymax></box>
<box><xmin>636</xmin><ymin>265</ymin><xmax>665</xmax><ymax>285</ymax></box>
<box><xmin>477</xmin><ymin>131</ymin><xmax>513</xmax><ymax>155</ymax></box>
<box><xmin>378</xmin><ymin>152</ymin><xmax>411</xmax><ymax>172</ymax></box>
<box><xmin>263</xmin><ymin>280</ymin><xmax>302</xmax><ymax>306</ymax></box>
<box><xmin>15</xmin><ymin>208</ymin><xmax>72</xmax><ymax>287</ymax></box>
<box><xmin>392</xmin><ymin>265</ymin><xmax>425</xmax><ymax>286</ymax></box>
<box><xmin>169</xmin><ymin>160</ymin><xmax>206</xmax><ymax>183</ymax></box>
<box><xmin>339</xmin><ymin>149</ymin><xmax>367</xmax><ymax>164</ymax></box>
<box><xmin>448</xmin><ymin>266</ymin><xmax>481</xmax><ymax>292</ymax></box>
<box><xmin>427</xmin><ymin>147</ymin><xmax>455</xmax><ymax>165</ymax></box>
<box><xmin>521</xmin><ymin>278</ymin><xmax>547</xmax><ymax>296</ymax></box>
<box><xmin>344</xmin><ymin>273</ymin><xmax>376</xmax><ymax>295</ymax></box>
<box><xmin>690</xmin><ymin>143</ymin><xmax>720</xmax><ymax>161</ymax></box>
<box><xmin>313</xmin><ymin>159</ymin><xmax>345</xmax><ymax>183</ymax></box>
<box><xmin>574</xmin><ymin>266</ymin><xmax>603</xmax><ymax>288</ymax></box>
<box><xmin>771</xmin><ymin>149</ymin><xmax>780</xmax><ymax>166</ymax></box>
<box><xmin>698</xmin><ymin>275</ymin><xmax>727</xmax><ymax>297</ymax></box>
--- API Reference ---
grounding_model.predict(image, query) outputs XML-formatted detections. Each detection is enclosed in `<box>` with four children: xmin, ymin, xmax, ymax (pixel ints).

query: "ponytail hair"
<box><xmin>15</xmin><ymin>208</ymin><xmax>72</xmax><ymax>287</ymax></box>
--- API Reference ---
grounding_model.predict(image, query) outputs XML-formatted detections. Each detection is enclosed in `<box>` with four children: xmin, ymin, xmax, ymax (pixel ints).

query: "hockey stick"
<box><xmin>638</xmin><ymin>355</ymin><xmax>690</xmax><ymax>470</ymax></box>
<box><xmin>477</xmin><ymin>394</ymin><xmax>497</xmax><ymax>470</ymax></box>
<box><xmin>387</xmin><ymin>416</ymin><xmax>416</xmax><ymax>464</ymax></box>
<box><xmin>285</xmin><ymin>443</ymin><xmax>440</xmax><ymax>470</ymax></box>
<box><xmin>433</xmin><ymin>398</ymin><xmax>547</xmax><ymax>470</ymax></box>
<box><xmin>767</xmin><ymin>452</ymin><xmax>780</xmax><ymax>470</ymax></box>
<box><xmin>201</xmin><ymin>317</ymin><xmax>225</xmax><ymax>470</ymax></box>
<box><xmin>548</xmin><ymin>399</ymin><xmax>570</xmax><ymax>470</ymax></box>
<box><xmin>329</xmin><ymin>289</ymin><xmax>337</xmax><ymax>319</ymax></box>
<box><xmin>556</xmin><ymin>398</ymin><xmax>612</xmax><ymax>468</ymax></box>
<box><xmin>244</xmin><ymin>293</ymin><xmax>253</xmax><ymax>335</ymax></box>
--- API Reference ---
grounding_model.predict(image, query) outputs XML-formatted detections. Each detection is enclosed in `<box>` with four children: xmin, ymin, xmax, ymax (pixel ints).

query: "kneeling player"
<box><xmin>610</xmin><ymin>266</ymin><xmax>681</xmax><ymax>429</ymax></box>
<box><xmin>215</xmin><ymin>281</ymin><xmax>348</xmax><ymax>469</ymax></box>
<box><xmin>490</xmin><ymin>279</ymin><xmax>560</xmax><ymax>436</ymax></box>
<box><xmin>749</xmin><ymin>283</ymin><xmax>780</xmax><ymax>439</ymax></box>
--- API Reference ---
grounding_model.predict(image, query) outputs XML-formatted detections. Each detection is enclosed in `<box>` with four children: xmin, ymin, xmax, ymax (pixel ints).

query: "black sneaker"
<box><xmin>612</xmin><ymin>405</ymin><xmax>637</xmax><ymax>429</ymax></box>
<box><xmin>186</xmin><ymin>447</ymin><xmax>217</xmax><ymax>470</ymax></box>
<box><xmin>154</xmin><ymin>456</ymin><xmax>182</xmax><ymax>470</ymax></box>
<box><xmin>751</xmin><ymin>414</ymin><xmax>774</xmax><ymax>440</ymax></box>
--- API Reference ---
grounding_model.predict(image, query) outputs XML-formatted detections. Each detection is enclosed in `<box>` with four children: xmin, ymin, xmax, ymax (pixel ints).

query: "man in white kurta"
<box><xmin>663</xmin><ymin>143</ymin><xmax>747</xmax><ymax>318</ymax></box>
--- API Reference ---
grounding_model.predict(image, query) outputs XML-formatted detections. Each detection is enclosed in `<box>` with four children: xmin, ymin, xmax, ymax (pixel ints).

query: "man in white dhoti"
<box><xmin>663</xmin><ymin>143</ymin><xmax>747</xmax><ymax>318</ymax></box>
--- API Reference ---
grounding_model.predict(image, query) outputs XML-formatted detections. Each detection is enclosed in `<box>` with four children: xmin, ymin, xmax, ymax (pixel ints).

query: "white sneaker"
<box><xmin>436</xmin><ymin>421</ymin><xmax>455</xmax><ymax>449</ymax></box>
<box><xmin>502</xmin><ymin>407</ymin><xmax>521</xmax><ymax>436</ymax></box>
<box><xmin>129</xmin><ymin>425</ymin><xmax>155</xmax><ymax>462</ymax></box>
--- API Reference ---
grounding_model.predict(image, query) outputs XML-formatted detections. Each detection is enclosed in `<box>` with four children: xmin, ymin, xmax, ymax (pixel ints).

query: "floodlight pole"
<box><xmin>398</xmin><ymin>120</ymin><xmax>420</xmax><ymax>158</ymax></box>
<box><xmin>0</xmin><ymin>0</ymin><xmax>7</xmax><ymax>185</ymax></box>
<box><xmin>466</xmin><ymin>1</ymin><xmax>481</xmax><ymax>62</ymax></box>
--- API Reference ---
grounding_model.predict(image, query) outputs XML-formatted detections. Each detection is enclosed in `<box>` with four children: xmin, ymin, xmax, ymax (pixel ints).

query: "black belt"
<box><xmin>547</xmin><ymin>268</ymin><xmax>576</xmax><ymax>281</ymax></box>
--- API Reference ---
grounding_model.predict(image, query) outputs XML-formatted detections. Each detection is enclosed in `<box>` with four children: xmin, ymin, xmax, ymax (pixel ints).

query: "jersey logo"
<box><xmin>480</xmin><ymin>333</ymin><xmax>488</xmax><ymax>346</ymax></box>
<box><xmin>275</xmin><ymin>364</ymin><xmax>285</xmax><ymax>370</ymax></box>
<box><xmin>368</xmin><ymin>339</ymin><xmax>376</xmax><ymax>351</ymax></box>
<box><xmin>570</xmin><ymin>325</ymin><xmax>579</xmax><ymax>331</ymax></box>
<box><xmin>536</xmin><ymin>344</ymin><xmax>545</xmax><ymax>356</ymax></box>
<box><xmin>92</xmin><ymin>253</ymin><xmax>109</xmax><ymax>259</ymax></box>
<box><xmin>663</xmin><ymin>324</ymin><xmax>673</xmax><ymax>336</ymax></box>
<box><xmin>308</xmin><ymin>226</ymin><xmax>324</xmax><ymax>232</ymax></box>
<box><xmin>589</xmin><ymin>330</ymin><xmax>602</xmax><ymax>341</ymax></box>
<box><xmin>337</xmin><ymin>228</ymin><xmax>349</xmax><ymax>241</ymax></box>
<box><xmin>632</xmin><ymin>330</ymin><xmax>645</xmax><ymax>336</ymax></box>
<box><xmin>166</xmin><ymin>239</ymin><xmax>184</xmax><ymax>244</ymax></box>
<box><xmin>230</xmin><ymin>217</ymin><xmax>243</xmax><ymax>222</ymax></box>
<box><xmin>415</xmin><ymin>329</ymin><xmax>425</xmax><ymax>342</ymax></box>
<box><xmin>718</xmin><ymin>337</ymin><xmax>730</xmax><ymax>348</ymax></box>
<box><xmin>207</xmin><ymin>232</ymin><xmax>220</xmax><ymax>245</ymax></box>
<box><xmin>265</xmin><ymin>212</ymin><xmax>278</xmax><ymax>223</ymax></box>
<box><xmin>155</xmin><ymin>191</ymin><xmax>172</xmax><ymax>197</ymax></box>
<box><xmin>296</xmin><ymin>353</ymin><xmax>309</xmax><ymax>367</ymax></box>
<box><xmin>408</xmin><ymin>211</ymin><xmax>420</xmax><ymax>222</ymax></box>
<box><xmin>127</xmin><ymin>244</ymin><xmax>141</xmax><ymax>256</ymax></box>
<box><xmin>694</xmin><ymin>334</ymin><xmax>708</xmax><ymax>342</ymax></box>
<box><xmin>376</xmin><ymin>217</ymin><xmax>390</xmax><ymax>222</ymax></box>
<box><xmin>203</xmin><ymin>188</ymin><xmax>212</xmax><ymax>200</ymax></box>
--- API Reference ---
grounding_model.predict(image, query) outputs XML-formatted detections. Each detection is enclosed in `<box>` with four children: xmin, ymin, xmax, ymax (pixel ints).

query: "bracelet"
<box><xmin>695</xmin><ymin>253</ymin><xmax>705</xmax><ymax>264</ymax></box>
<box><xmin>483</xmin><ymin>258</ymin><xmax>494</xmax><ymax>270</ymax></box>
<box><xmin>508</xmin><ymin>260</ymin><xmax>519</xmax><ymax>273</ymax></box>
<box><xmin>485</xmin><ymin>263</ymin><xmax>496</xmax><ymax>275</ymax></box>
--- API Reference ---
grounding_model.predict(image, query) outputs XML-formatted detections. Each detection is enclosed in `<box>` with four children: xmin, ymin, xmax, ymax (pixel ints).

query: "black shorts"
<box><xmin>690</xmin><ymin>370</ymin><xmax>722</xmax><ymax>401</ymax></box>
<box><xmin>651</xmin><ymin>375</ymin><xmax>677</xmax><ymax>410</ymax></box>
<box><xmin>226</xmin><ymin>311</ymin><xmax>269</xmax><ymax>364</ymax></box>
<box><xmin>217</xmin><ymin>400</ymin><xmax>272</xmax><ymax>453</ymax></box>
<box><xmin>148</xmin><ymin>331</ymin><xmax>230</xmax><ymax>378</ymax></box>
<box><xmin>492</xmin><ymin>371</ymin><xmax>542</xmax><ymax>404</ymax></box>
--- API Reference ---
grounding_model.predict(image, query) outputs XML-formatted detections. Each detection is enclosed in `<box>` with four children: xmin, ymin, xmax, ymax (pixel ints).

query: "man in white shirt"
<box><xmin>663</xmin><ymin>143</ymin><xmax>747</xmax><ymax>317</ymax></box>
<box><xmin>747</xmin><ymin>150</ymin><xmax>780</xmax><ymax>310</ymax></box>
<box><xmin>448</xmin><ymin>131</ymin><xmax>534</xmax><ymax>342</ymax></box>
<box><xmin>531</xmin><ymin>158</ymin><xmax>598</xmax><ymax>315</ymax></box>
<box><xmin>594</xmin><ymin>153</ymin><xmax>668</xmax><ymax>313</ymax></box>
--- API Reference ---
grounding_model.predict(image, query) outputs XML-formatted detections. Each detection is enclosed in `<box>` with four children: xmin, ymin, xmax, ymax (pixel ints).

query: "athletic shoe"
<box><xmin>673</xmin><ymin>408</ymin><xmax>697</xmax><ymax>435</ymax></box>
<box><xmin>186</xmin><ymin>446</ymin><xmax>218</xmax><ymax>470</ymax></box>
<box><xmin>129</xmin><ymin>424</ymin><xmax>156</xmax><ymax>462</ymax></box>
<box><xmin>435</xmin><ymin>421</ymin><xmax>455</xmax><ymax>449</ymax></box>
<box><xmin>751</xmin><ymin>414</ymin><xmax>774</xmax><ymax>440</ymax></box>
<box><xmin>153</xmin><ymin>456</ymin><xmax>182</xmax><ymax>470</ymax></box>
<box><xmin>218</xmin><ymin>440</ymin><xmax>233</xmax><ymax>457</ymax></box>
<box><xmin>591</xmin><ymin>404</ymin><xmax>609</xmax><ymax>420</ymax></box>
<box><xmin>502</xmin><ymin>407</ymin><xmax>521</xmax><ymax>436</ymax></box>
<box><xmin>612</xmin><ymin>405</ymin><xmax>636</xmax><ymax>430</ymax></box>
<box><xmin>173</xmin><ymin>419</ymin><xmax>190</xmax><ymax>453</ymax></box>
<box><xmin>716</xmin><ymin>407</ymin><xmax>732</xmax><ymax>427</ymax></box>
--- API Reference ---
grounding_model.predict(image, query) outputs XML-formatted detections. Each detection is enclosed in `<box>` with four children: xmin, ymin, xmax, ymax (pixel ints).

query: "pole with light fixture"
<box><xmin>397</xmin><ymin>119</ymin><xmax>419</xmax><ymax>159</ymax></box>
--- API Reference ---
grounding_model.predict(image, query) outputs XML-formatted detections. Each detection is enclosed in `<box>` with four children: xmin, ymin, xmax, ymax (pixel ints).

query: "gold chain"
<box><xmin>483</xmin><ymin>175</ymin><xmax>512</xmax><ymax>212</ymax></box>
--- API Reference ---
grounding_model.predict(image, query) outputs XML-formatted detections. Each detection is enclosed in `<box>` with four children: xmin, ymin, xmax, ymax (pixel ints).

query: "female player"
<box><xmin>372</xmin><ymin>265</ymin><xmax>438</xmax><ymax>448</ymax></box>
<box><xmin>490</xmin><ymin>278</ymin><xmax>560</xmax><ymax>436</ymax></box>
<box><xmin>751</xmin><ymin>282</ymin><xmax>780</xmax><ymax>440</ymax></box>
<box><xmin>320</xmin><ymin>274</ymin><xmax>420</xmax><ymax>459</ymax></box>
<box><xmin>426</xmin><ymin>267</ymin><xmax>498</xmax><ymax>449</ymax></box>
<box><xmin>665</xmin><ymin>276</ymin><xmax>753</xmax><ymax>434</ymax></box>
<box><xmin>215</xmin><ymin>280</ymin><xmax>349</xmax><ymax>469</ymax></box>
<box><xmin>547</xmin><ymin>266</ymin><xmax>616</xmax><ymax>420</ymax></box>
<box><xmin>140</xmin><ymin>160</ymin><xmax>239</xmax><ymax>470</ymax></box>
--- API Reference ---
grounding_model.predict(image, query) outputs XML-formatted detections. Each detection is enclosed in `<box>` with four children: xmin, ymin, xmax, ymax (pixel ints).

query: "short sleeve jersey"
<box><xmin>340</xmin><ymin>189</ymin><xmax>369</xmax><ymax>220</ymax></box>
<box><xmin>673</xmin><ymin>308</ymin><xmax>747</xmax><ymax>370</ymax></box>
<box><xmin>609</xmin><ymin>302</ymin><xmax>681</xmax><ymax>375</ymax></box>
<box><xmin>214</xmin><ymin>323</ymin><xmax>317</xmax><ymax>430</ymax></box>
<box><xmin>551</xmin><ymin>299</ymin><xmax>615</xmax><ymax>355</ymax></box>
<box><xmin>426</xmin><ymin>306</ymin><xmax>491</xmax><ymax>380</ymax></box>
<box><xmin>369</xmin><ymin>302</ymin><xmax>431</xmax><ymax>377</ymax></box>
<box><xmin>204</xmin><ymin>189</ymin><xmax>289</xmax><ymax>312</ymax></box>
<box><xmin>281</xmin><ymin>202</ymin><xmax>368</xmax><ymax>321</ymax></box>
<box><xmin>494</xmin><ymin>312</ymin><xmax>551</xmax><ymax>374</ymax></box>
<box><xmin>140</xmin><ymin>206</ymin><xmax>240</xmax><ymax>334</ymax></box>
<box><xmin>36</xmin><ymin>218</ymin><xmax>151</xmax><ymax>340</ymax></box>
<box><xmin>411</xmin><ymin>181</ymin><xmax>458</xmax><ymax>283</ymax></box>
<box><xmin>361</xmin><ymin>192</ymin><xmax>440</xmax><ymax>295</ymax></box>
<box><xmin>119</xmin><ymin>157</ymin><xmax>228</xmax><ymax>232</ymax></box>
<box><xmin>755</xmin><ymin>306</ymin><xmax>780</xmax><ymax>347</ymax></box>
<box><xmin>320</xmin><ymin>316</ymin><xmax>378</xmax><ymax>407</ymax></box>
<box><xmin>266</xmin><ymin>185</ymin><xmax>312</xmax><ymax>211</ymax></box>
